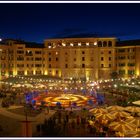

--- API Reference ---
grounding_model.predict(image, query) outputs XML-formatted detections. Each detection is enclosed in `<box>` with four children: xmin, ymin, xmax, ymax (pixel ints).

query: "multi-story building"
<box><xmin>44</xmin><ymin>37</ymin><xmax>116</xmax><ymax>80</ymax></box>
<box><xmin>0</xmin><ymin>37</ymin><xmax>140</xmax><ymax>81</ymax></box>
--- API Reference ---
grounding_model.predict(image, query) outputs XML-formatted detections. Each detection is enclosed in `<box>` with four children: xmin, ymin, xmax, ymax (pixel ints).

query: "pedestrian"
<box><xmin>66</xmin><ymin>114</ymin><xmax>69</xmax><ymax>123</ymax></box>
<box><xmin>63</xmin><ymin>118</ymin><xmax>67</xmax><ymax>131</ymax></box>
<box><xmin>76</xmin><ymin>115</ymin><xmax>80</xmax><ymax>128</ymax></box>
<box><xmin>71</xmin><ymin>119</ymin><xmax>76</xmax><ymax>129</ymax></box>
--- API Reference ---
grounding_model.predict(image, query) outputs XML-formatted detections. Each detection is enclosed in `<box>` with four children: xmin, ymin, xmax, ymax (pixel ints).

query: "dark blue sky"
<box><xmin>0</xmin><ymin>3</ymin><xmax>140</xmax><ymax>43</ymax></box>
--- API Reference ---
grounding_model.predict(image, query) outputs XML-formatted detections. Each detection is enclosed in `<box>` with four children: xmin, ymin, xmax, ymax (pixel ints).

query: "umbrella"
<box><xmin>125</xmin><ymin>106</ymin><xmax>140</xmax><ymax>113</ymax></box>
<box><xmin>109</xmin><ymin>120</ymin><xmax>137</xmax><ymax>133</ymax></box>
<box><xmin>95</xmin><ymin>113</ymin><xmax>115</xmax><ymax>125</ymax></box>
<box><xmin>110</xmin><ymin>110</ymin><xmax>131</xmax><ymax>119</ymax></box>
<box><xmin>115</xmin><ymin>131</ymin><xmax>139</xmax><ymax>137</ymax></box>
<box><xmin>126</xmin><ymin>118</ymin><xmax>140</xmax><ymax>127</ymax></box>
<box><xmin>88</xmin><ymin>120</ymin><xmax>94</xmax><ymax>125</ymax></box>
<box><xmin>123</xmin><ymin>131</ymin><xmax>139</xmax><ymax>137</ymax></box>
<box><xmin>95</xmin><ymin>112</ymin><xmax>115</xmax><ymax>121</ymax></box>
<box><xmin>107</xmin><ymin>105</ymin><xmax>124</xmax><ymax>112</ymax></box>
<box><xmin>89</xmin><ymin>108</ymin><xmax>108</xmax><ymax>114</ymax></box>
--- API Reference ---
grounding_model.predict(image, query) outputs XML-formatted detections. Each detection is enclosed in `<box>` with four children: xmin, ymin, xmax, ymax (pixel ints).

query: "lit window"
<box><xmin>70</xmin><ymin>43</ymin><xmax>73</xmax><ymax>46</ymax></box>
<box><xmin>78</xmin><ymin>43</ymin><xmax>81</xmax><ymax>46</ymax></box>
<box><xmin>86</xmin><ymin>42</ymin><xmax>89</xmax><ymax>46</ymax></box>
<box><xmin>94</xmin><ymin>42</ymin><xmax>97</xmax><ymax>45</ymax></box>
<box><xmin>48</xmin><ymin>46</ymin><xmax>51</xmax><ymax>48</ymax></box>
<box><xmin>56</xmin><ymin>52</ymin><xmax>58</xmax><ymax>55</ymax></box>
<box><xmin>62</xmin><ymin>43</ymin><xmax>66</xmax><ymax>46</ymax></box>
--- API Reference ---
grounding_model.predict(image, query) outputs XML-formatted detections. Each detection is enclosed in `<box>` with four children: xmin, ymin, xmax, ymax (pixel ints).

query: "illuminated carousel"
<box><xmin>34</xmin><ymin>93</ymin><xmax>96</xmax><ymax>107</ymax></box>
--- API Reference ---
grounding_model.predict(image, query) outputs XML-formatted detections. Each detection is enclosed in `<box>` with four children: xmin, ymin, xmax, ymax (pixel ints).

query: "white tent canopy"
<box><xmin>132</xmin><ymin>100</ymin><xmax>140</xmax><ymax>106</ymax></box>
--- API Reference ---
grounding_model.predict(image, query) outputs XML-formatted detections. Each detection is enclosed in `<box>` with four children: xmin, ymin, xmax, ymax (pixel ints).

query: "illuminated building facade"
<box><xmin>0</xmin><ymin>37</ymin><xmax>140</xmax><ymax>80</ymax></box>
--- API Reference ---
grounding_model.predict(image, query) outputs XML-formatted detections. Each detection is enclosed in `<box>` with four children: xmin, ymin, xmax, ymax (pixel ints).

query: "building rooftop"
<box><xmin>0</xmin><ymin>39</ymin><xmax>44</xmax><ymax>48</ymax></box>
<box><xmin>116</xmin><ymin>39</ymin><xmax>140</xmax><ymax>46</ymax></box>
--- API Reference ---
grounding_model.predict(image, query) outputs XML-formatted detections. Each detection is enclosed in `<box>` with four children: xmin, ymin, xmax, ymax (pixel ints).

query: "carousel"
<box><xmin>33</xmin><ymin>92</ymin><xmax>96</xmax><ymax>107</ymax></box>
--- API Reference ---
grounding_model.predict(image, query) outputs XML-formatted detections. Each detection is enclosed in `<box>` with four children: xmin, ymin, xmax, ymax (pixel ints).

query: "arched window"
<box><xmin>48</xmin><ymin>42</ymin><xmax>51</xmax><ymax>46</ymax></box>
<box><xmin>103</xmin><ymin>41</ymin><xmax>107</xmax><ymax>47</ymax></box>
<box><xmin>108</xmin><ymin>41</ymin><xmax>112</xmax><ymax>47</ymax></box>
<box><xmin>98</xmin><ymin>41</ymin><xmax>102</xmax><ymax>47</ymax></box>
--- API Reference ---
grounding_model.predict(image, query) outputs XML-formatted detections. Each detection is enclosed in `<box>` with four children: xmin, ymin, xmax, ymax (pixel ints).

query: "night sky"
<box><xmin>1</xmin><ymin>3</ymin><xmax>140</xmax><ymax>43</ymax></box>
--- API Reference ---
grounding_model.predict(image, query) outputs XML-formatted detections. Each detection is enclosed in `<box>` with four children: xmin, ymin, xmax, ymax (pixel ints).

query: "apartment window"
<box><xmin>35</xmin><ymin>64</ymin><xmax>42</xmax><ymax>67</ymax></box>
<box><xmin>27</xmin><ymin>71</ymin><xmax>33</xmax><ymax>75</ymax></box>
<box><xmin>56</xmin><ymin>70</ymin><xmax>58</xmax><ymax>75</ymax></box>
<box><xmin>101</xmin><ymin>57</ymin><xmax>104</xmax><ymax>61</ymax></box>
<box><xmin>65</xmin><ymin>52</ymin><xmax>68</xmax><ymax>55</ymax></box>
<box><xmin>35</xmin><ymin>57</ymin><xmax>42</xmax><ymax>61</ymax></box>
<box><xmin>108</xmin><ymin>41</ymin><xmax>112</xmax><ymax>47</ymax></box>
<box><xmin>103</xmin><ymin>41</ymin><xmax>107</xmax><ymax>47</ymax></box>
<box><xmin>74</xmin><ymin>58</ymin><xmax>76</xmax><ymax>61</ymax></box>
<box><xmin>82</xmin><ymin>64</ymin><xmax>85</xmax><ymax>68</ymax></box>
<box><xmin>118</xmin><ymin>49</ymin><xmax>125</xmax><ymax>53</ymax></box>
<box><xmin>65</xmin><ymin>64</ymin><xmax>68</xmax><ymax>68</ymax></box>
<box><xmin>49</xmin><ymin>64</ymin><xmax>51</xmax><ymax>68</ymax></box>
<box><xmin>118</xmin><ymin>56</ymin><xmax>126</xmax><ymax>59</ymax></box>
<box><xmin>82</xmin><ymin>51</ymin><xmax>85</xmax><ymax>54</ymax></box>
<box><xmin>49</xmin><ymin>52</ymin><xmax>51</xmax><ymax>55</ymax></box>
<box><xmin>9</xmin><ymin>56</ymin><xmax>14</xmax><ymax>61</ymax></box>
<box><xmin>26</xmin><ymin>50</ymin><xmax>32</xmax><ymax>56</ymax></box>
<box><xmin>109</xmin><ymin>57</ymin><xmax>111</xmax><ymax>61</ymax></box>
<box><xmin>35</xmin><ymin>51</ymin><xmax>42</xmax><ymax>54</ymax></box>
<box><xmin>98</xmin><ymin>41</ymin><xmax>102</xmax><ymax>47</ymax></box>
<box><xmin>101</xmin><ymin>64</ymin><xmax>104</xmax><ymax>68</ymax></box>
<box><xmin>17</xmin><ymin>56</ymin><xmax>24</xmax><ymax>61</ymax></box>
<box><xmin>27</xmin><ymin>64</ymin><xmax>29</xmax><ymax>67</ymax></box>
<box><xmin>119</xmin><ymin>70</ymin><xmax>125</xmax><ymax>75</ymax></box>
<box><xmin>128</xmin><ymin>70</ymin><xmax>135</xmax><ymax>75</ymax></box>
<box><xmin>56</xmin><ymin>58</ymin><xmax>58</xmax><ymax>61</ymax></box>
<box><xmin>36</xmin><ymin>71</ymin><xmax>41</xmax><ymax>75</ymax></box>
<box><xmin>17</xmin><ymin>50</ymin><xmax>24</xmax><ymax>54</ymax></box>
<box><xmin>17</xmin><ymin>64</ymin><xmax>24</xmax><ymax>67</ymax></box>
<box><xmin>82</xmin><ymin>57</ymin><xmax>85</xmax><ymax>61</ymax></box>
<box><xmin>119</xmin><ymin>63</ymin><xmax>125</xmax><ymax>67</ymax></box>
<box><xmin>17</xmin><ymin>71</ymin><xmax>24</xmax><ymax>75</ymax></box>
<box><xmin>49</xmin><ymin>58</ymin><xmax>51</xmax><ymax>61</ymax></box>
<box><xmin>109</xmin><ymin>51</ymin><xmax>112</xmax><ymax>54</ymax></box>
<box><xmin>109</xmin><ymin>64</ymin><xmax>111</xmax><ymax>67</ymax></box>
<box><xmin>128</xmin><ymin>63</ymin><xmax>135</xmax><ymax>67</ymax></box>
